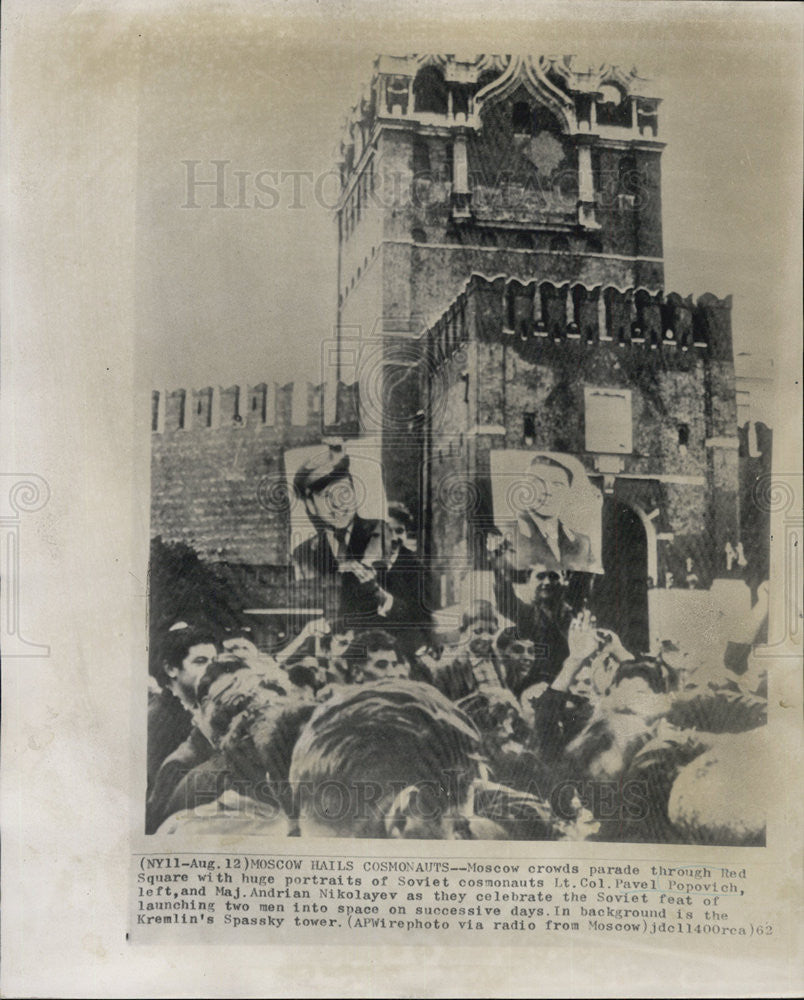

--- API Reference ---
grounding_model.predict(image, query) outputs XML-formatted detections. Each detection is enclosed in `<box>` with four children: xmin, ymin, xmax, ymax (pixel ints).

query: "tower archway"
<box><xmin>592</xmin><ymin>496</ymin><xmax>650</xmax><ymax>654</ymax></box>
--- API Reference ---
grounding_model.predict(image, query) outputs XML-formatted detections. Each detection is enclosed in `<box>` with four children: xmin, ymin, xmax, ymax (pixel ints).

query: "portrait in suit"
<box><xmin>491</xmin><ymin>452</ymin><xmax>602</xmax><ymax>575</ymax></box>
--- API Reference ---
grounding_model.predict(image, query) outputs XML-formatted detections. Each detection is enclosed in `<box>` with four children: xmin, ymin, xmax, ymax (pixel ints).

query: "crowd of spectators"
<box><xmin>146</xmin><ymin>575</ymin><xmax>769</xmax><ymax>844</ymax></box>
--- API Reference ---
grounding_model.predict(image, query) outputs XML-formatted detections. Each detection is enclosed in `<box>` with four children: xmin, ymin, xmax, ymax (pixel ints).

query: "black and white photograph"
<box><xmin>145</xmin><ymin>43</ymin><xmax>778</xmax><ymax>846</ymax></box>
<box><xmin>2</xmin><ymin>1</ymin><xmax>801</xmax><ymax>996</ymax></box>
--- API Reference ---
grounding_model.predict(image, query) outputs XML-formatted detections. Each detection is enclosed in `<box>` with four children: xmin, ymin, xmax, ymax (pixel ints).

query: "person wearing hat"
<box><xmin>291</xmin><ymin>450</ymin><xmax>430</xmax><ymax>643</ymax></box>
<box><xmin>493</xmin><ymin>455</ymin><xmax>594</xmax><ymax>574</ymax></box>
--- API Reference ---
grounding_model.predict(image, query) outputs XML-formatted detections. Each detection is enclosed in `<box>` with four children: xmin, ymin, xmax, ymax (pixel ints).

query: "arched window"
<box><xmin>633</xmin><ymin>289</ymin><xmax>652</xmax><ymax>340</ymax></box>
<box><xmin>413</xmin><ymin>66</ymin><xmax>448</xmax><ymax>114</ymax></box>
<box><xmin>597</xmin><ymin>84</ymin><xmax>632</xmax><ymax>128</ymax></box>
<box><xmin>505</xmin><ymin>281</ymin><xmax>531</xmax><ymax>334</ymax></box>
<box><xmin>451</xmin><ymin>85</ymin><xmax>470</xmax><ymax>117</ymax></box>
<box><xmin>512</xmin><ymin>101</ymin><xmax>532</xmax><ymax>135</ymax></box>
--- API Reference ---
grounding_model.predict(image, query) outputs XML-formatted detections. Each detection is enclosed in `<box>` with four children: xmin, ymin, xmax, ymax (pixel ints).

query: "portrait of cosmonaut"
<box><xmin>489</xmin><ymin>451</ymin><xmax>603</xmax><ymax>575</ymax></box>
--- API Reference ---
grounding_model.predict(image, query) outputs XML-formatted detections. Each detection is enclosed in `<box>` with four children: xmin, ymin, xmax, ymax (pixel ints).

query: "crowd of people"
<box><xmin>146</xmin><ymin>447</ymin><xmax>769</xmax><ymax>843</ymax></box>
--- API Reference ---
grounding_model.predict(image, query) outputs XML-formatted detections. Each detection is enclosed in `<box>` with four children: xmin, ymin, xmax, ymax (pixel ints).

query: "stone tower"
<box><xmin>334</xmin><ymin>54</ymin><xmax>665</xmax><ymax>514</ymax></box>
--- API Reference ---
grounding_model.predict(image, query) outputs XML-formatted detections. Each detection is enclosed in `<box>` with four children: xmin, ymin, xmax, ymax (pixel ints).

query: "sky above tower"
<box><xmin>67</xmin><ymin>2</ymin><xmax>803</xmax><ymax>391</ymax></box>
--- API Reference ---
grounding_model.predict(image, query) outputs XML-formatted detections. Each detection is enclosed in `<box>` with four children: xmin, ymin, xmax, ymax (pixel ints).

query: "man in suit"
<box><xmin>500</xmin><ymin>455</ymin><xmax>594</xmax><ymax>574</ymax></box>
<box><xmin>291</xmin><ymin>450</ymin><xmax>432</xmax><ymax>647</ymax></box>
<box><xmin>384</xmin><ymin>501</ymin><xmax>435</xmax><ymax>656</ymax></box>
<box><xmin>492</xmin><ymin>563</ymin><xmax>575</xmax><ymax>686</ymax></box>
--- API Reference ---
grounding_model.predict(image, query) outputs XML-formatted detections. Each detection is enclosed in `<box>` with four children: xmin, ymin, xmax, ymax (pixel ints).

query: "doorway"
<box><xmin>592</xmin><ymin>497</ymin><xmax>650</xmax><ymax>654</ymax></box>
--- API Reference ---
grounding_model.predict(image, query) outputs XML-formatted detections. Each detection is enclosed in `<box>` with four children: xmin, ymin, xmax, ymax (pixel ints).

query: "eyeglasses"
<box><xmin>508</xmin><ymin>643</ymin><xmax>535</xmax><ymax>656</ymax></box>
<box><xmin>533</xmin><ymin>571</ymin><xmax>561</xmax><ymax>583</ymax></box>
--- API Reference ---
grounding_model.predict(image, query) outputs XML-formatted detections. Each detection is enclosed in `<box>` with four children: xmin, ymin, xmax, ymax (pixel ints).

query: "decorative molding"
<box><xmin>467</xmin><ymin>424</ymin><xmax>507</xmax><ymax>437</ymax></box>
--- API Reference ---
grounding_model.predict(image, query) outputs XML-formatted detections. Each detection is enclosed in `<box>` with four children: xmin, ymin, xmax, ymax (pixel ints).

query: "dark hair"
<box><xmin>222</xmin><ymin>701</ymin><xmax>317</xmax><ymax>815</ymax></box>
<box><xmin>198</xmin><ymin>660</ymin><xmax>288</xmax><ymax>747</ymax></box>
<box><xmin>613</xmin><ymin>657</ymin><xmax>679</xmax><ymax>695</ymax></box>
<box><xmin>496</xmin><ymin>626</ymin><xmax>530</xmax><ymax>654</ymax></box>
<box><xmin>195</xmin><ymin>653</ymin><xmax>249</xmax><ymax>704</ymax></box>
<box><xmin>343</xmin><ymin>629</ymin><xmax>398</xmax><ymax>666</ymax></box>
<box><xmin>287</xmin><ymin>658</ymin><xmax>329</xmax><ymax>693</ymax></box>
<box><xmin>289</xmin><ymin>680</ymin><xmax>484</xmax><ymax>836</ymax></box>
<box><xmin>387</xmin><ymin>502</ymin><xmax>413</xmax><ymax>531</ymax></box>
<box><xmin>457</xmin><ymin>688</ymin><xmax>522</xmax><ymax>733</ymax></box>
<box><xmin>152</xmin><ymin>625</ymin><xmax>218</xmax><ymax>688</ymax></box>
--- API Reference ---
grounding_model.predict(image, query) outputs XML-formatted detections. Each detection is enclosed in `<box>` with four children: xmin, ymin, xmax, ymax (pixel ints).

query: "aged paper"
<box><xmin>1</xmin><ymin>0</ymin><xmax>802</xmax><ymax>996</ymax></box>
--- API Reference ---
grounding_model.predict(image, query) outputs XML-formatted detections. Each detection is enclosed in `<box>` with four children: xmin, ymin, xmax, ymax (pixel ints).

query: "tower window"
<box><xmin>523</xmin><ymin>412</ymin><xmax>536</xmax><ymax>443</ymax></box>
<box><xmin>597</xmin><ymin>84</ymin><xmax>632</xmax><ymax>128</ymax></box>
<box><xmin>678</xmin><ymin>424</ymin><xmax>690</xmax><ymax>447</ymax></box>
<box><xmin>452</xmin><ymin>85</ymin><xmax>470</xmax><ymax>117</ymax></box>
<box><xmin>413</xmin><ymin>66</ymin><xmax>448</xmax><ymax>114</ymax></box>
<box><xmin>512</xmin><ymin>101</ymin><xmax>532</xmax><ymax>135</ymax></box>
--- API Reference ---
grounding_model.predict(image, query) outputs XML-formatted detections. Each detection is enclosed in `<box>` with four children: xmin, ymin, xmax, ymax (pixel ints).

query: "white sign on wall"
<box><xmin>584</xmin><ymin>386</ymin><xmax>633</xmax><ymax>454</ymax></box>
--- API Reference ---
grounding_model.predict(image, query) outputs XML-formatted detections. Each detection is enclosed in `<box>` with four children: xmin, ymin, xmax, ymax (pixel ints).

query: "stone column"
<box><xmin>453</xmin><ymin>131</ymin><xmax>469</xmax><ymax>193</ymax></box>
<box><xmin>577</xmin><ymin>138</ymin><xmax>599</xmax><ymax>229</ymax></box>
<box><xmin>598</xmin><ymin>289</ymin><xmax>609</xmax><ymax>339</ymax></box>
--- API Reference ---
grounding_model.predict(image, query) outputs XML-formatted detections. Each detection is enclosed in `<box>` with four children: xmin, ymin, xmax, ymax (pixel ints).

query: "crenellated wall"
<box><xmin>150</xmin><ymin>380</ymin><xmax>360</xmax><ymax>565</ymax></box>
<box><xmin>420</xmin><ymin>274</ymin><xmax>740</xmax><ymax>601</ymax></box>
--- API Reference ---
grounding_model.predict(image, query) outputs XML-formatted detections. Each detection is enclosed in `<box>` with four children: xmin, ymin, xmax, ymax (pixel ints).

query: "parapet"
<box><xmin>151</xmin><ymin>380</ymin><xmax>361</xmax><ymax>435</ymax></box>
<box><xmin>422</xmin><ymin>273</ymin><xmax>734</xmax><ymax>364</ymax></box>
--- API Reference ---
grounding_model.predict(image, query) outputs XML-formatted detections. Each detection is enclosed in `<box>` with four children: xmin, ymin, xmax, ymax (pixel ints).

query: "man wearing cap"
<box><xmin>291</xmin><ymin>450</ymin><xmax>429</xmax><ymax>642</ymax></box>
<box><xmin>498</xmin><ymin>455</ymin><xmax>594</xmax><ymax>574</ymax></box>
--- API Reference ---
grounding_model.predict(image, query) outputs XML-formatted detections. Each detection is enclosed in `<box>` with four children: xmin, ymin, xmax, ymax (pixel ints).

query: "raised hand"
<box><xmin>567</xmin><ymin>609</ymin><xmax>600</xmax><ymax>664</ymax></box>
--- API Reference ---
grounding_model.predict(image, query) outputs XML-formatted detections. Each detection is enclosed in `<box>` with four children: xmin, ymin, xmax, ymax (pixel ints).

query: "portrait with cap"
<box><xmin>284</xmin><ymin>444</ymin><xmax>435</xmax><ymax>647</ymax></box>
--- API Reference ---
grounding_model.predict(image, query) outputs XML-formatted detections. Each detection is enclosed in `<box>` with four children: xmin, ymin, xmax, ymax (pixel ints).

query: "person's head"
<box><xmin>496</xmin><ymin>627</ymin><xmax>537</xmax><ymax>685</ymax></box>
<box><xmin>219</xmin><ymin>700</ymin><xmax>317</xmax><ymax>819</ymax></box>
<box><xmin>460</xmin><ymin>601</ymin><xmax>499</xmax><ymax>658</ymax></box>
<box><xmin>604</xmin><ymin>657</ymin><xmax>678</xmax><ymax>721</ymax></box>
<box><xmin>526</xmin><ymin>456</ymin><xmax>572</xmax><ymax>520</ymax></box>
<box><xmin>285</xmin><ymin>654</ymin><xmax>331</xmax><ymax>700</ymax></box>
<box><xmin>321</xmin><ymin>621</ymin><xmax>357</xmax><ymax>683</ymax></box>
<box><xmin>156</xmin><ymin>625</ymin><xmax>219</xmax><ymax>705</ymax></box>
<box><xmin>196</xmin><ymin>654</ymin><xmax>289</xmax><ymax>746</ymax></box>
<box><xmin>387</xmin><ymin>502</ymin><xmax>413</xmax><ymax>552</ymax></box>
<box><xmin>293</xmin><ymin>450</ymin><xmax>357</xmax><ymax>531</ymax></box>
<box><xmin>524</xmin><ymin>563</ymin><xmax>564</xmax><ymax>607</ymax></box>
<box><xmin>457</xmin><ymin>688</ymin><xmax>526</xmax><ymax>754</ymax></box>
<box><xmin>289</xmin><ymin>680</ymin><xmax>486</xmax><ymax>838</ymax></box>
<box><xmin>345</xmin><ymin>629</ymin><xmax>409</xmax><ymax>682</ymax></box>
<box><xmin>221</xmin><ymin>624</ymin><xmax>260</xmax><ymax>662</ymax></box>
